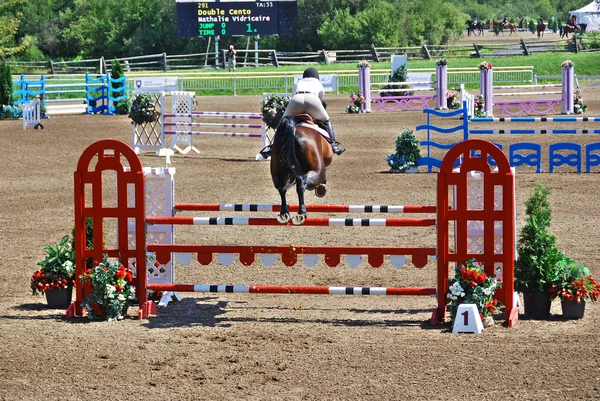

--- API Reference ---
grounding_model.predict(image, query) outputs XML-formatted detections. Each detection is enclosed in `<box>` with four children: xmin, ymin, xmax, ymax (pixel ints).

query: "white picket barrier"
<box><xmin>22</xmin><ymin>98</ymin><xmax>43</xmax><ymax>130</ymax></box>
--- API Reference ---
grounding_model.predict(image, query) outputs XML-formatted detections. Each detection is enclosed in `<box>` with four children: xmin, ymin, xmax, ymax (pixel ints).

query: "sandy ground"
<box><xmin>2</xmin><ymin>41</ymin><xmax>600</xmax><ymax>400</ymax></box>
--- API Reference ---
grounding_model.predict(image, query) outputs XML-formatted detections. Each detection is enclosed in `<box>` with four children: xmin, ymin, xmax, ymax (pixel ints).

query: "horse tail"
<box><xmin>273</xmin><ymin>116</ymin><xmax>303</xmax><ymax>176</ymax></box>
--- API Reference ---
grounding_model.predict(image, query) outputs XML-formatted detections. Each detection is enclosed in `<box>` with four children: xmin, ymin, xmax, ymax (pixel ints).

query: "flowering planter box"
<box><xmin>561</xmin><ymin>298</ymin><xmax>585</xmax><ymax>319</ymax></box>
<box><xmin>522</xmin><ymin>292</ymin><xmax>552</xmax><ymax>319</ymax></box>
<box><xmin>45</xmin><ymin>286</ymin><xmax>73</xmax><ymax>309</ymax></box>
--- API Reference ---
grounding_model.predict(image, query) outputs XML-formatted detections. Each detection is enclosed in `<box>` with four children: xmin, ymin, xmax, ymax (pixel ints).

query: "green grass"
<box><xmin>159</xmin><ymin>52</ymin><xmax>598</xmax><ymax>96</ymax></box>
<box><xmin>310</xmin><ymin>52</ymin><xmax>599</xmax><ymax>77</ymax></box>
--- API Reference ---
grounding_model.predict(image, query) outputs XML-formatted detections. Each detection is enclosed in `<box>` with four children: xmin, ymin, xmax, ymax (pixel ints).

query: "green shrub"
<box><xmin>0</xmin><ymin>62</ymin><xmax>14</xmax><ymax>106</ymax></box>
<box><xmin>515</xmin><ymin>180</ymin><xmax>563</xmax><ymax>294</ymax></box>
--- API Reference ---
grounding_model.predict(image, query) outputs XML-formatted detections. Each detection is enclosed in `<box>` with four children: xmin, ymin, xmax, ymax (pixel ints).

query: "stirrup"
<box><xmin>260</xmin><ymin>145</ymin><xmax>272</xmax><ymax>159</ymax></box>
<box><xmin>332</xmin><ymin>141</ymin><xmax>345</xmax><ymax>155</ymax></box>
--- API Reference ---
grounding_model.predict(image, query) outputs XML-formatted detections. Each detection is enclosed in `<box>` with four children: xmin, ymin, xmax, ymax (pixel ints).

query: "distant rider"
<box><xmin>260</xmin><ymin>67</ymin><xmax>345</xmax><ymax>158</ymax></box>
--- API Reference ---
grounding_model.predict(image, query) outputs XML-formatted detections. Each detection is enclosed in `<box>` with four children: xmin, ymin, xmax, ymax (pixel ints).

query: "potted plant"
<box><xmin>31</xmin><ymin>235</ymin><xmax>76</xmax><ymax>309</ymax></box>
<box><xmin>447</xmin><ymin>259</ymin><xmax>502</xmax><ymax>328</ymax></box>
<box><xmin>346</xmin><ymin>92</ymin><xmax>366</xmax><ymax>114</ymax></box>
<box><xmin>446</xmin><ymin>89</ymin><xmax>461</xmax><ymax>109</ymax></box>
<box><xmin>128</xmin><ymin>93</ymin><xmax>160</xmax><ymax>125</ymax></box>
<box><xmin>386</xmin><ymin>127</ymin><xmax>421</xmax><ymax>173</ymax></box>
<box><xmin>80</xmin><ymin>257</ymin><xmax>135</xmax><ymax>321</ymax></box>
<box><xmin>550</xmin><ymin>256</ymin><xmax>600</xmax><ymax>319</ymax></box>
<box><xmin>574</xmin><ymin>90</ymin><xmax>587</xmax><ymax>114</ymax></box>
<box><xmin>261</xmin><ymin>94</ymin><xmax>289</xmax><ymax>131</ymax></box>
<box><xmin>514</xmin><ymin>180</ymin><xmax>563</xmax><ymax>319</ymax></box>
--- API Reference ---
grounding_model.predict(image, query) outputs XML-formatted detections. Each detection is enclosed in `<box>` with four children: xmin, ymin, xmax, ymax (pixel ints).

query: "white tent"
<box><xmin>570</xmin><ymin>0</ymin><xmax>600</xmax><ymax>32</ymax></box>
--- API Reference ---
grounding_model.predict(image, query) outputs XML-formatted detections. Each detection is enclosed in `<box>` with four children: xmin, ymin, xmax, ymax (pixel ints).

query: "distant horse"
<box><xmin>493</xmin><ymin>20</ymin><xmax>517</xmax><ymax>35</ymax></box>
<box><xmin>537</xmin><ymin>21</ymin><xmax>546</xmax><ymax>39</ymax></box>
<box><xmin>270</xmin><ymin>114</ymin><xmax>333</xmax><ymax>225</ymax></box>
<box><xmin>467</xmin><ymin>20</ymin><xmax>484</xmax><ymax>36</ymax></box>
<box><xmin>560</xmin><ymin>24</ymin><xmax>581</xmax><ymax>38</ymax></box>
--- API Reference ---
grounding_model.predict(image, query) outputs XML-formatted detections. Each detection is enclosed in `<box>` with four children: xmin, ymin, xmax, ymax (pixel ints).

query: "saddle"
<box><xmin>293</xmin><ymin>114</ymin><xmax>332</xmax><ymax>143</ymax></box>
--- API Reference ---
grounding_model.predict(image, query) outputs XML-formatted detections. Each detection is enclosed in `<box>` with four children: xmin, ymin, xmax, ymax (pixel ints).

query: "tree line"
<box><xmin>0</xmin><ymin>0</ymin><xmax>591</xmax><ymax>61</ymax></box>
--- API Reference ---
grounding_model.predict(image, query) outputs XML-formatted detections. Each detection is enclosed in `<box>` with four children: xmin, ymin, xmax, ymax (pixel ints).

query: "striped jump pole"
<box><xmin>164</xmin><ymin>111</ymin><xmax>262</xmax><ymax>120</ymax></box>
<box><xmin>146</xmin><ymin>216</ymin><xmax>437</xmax><ymax>227</ymax></box>
<box><xmin>471</xmin><ymin>116</ymin><xmax>600</xmax><ymax>123</ymax></box>
<box><xmin>164</xmin><ymin>131</ymin><xmax>263</xmax><ymax>138</ymax></box>
<box><xmin>163</xmin><ymin>122</ymin><xmax>263</xmax><ymax>129</ymax></box>
<box><xmin>174</xmin><ymin>203</ymin><xmax>436</xmax><ymax>213</ymax></box>
<box><xmin>470</xmin><ymin>129</ymin><xmax>600</xmax><ymax>135</ymax></box>
<box><xmin>146</xmin><ymin>283</ymin><xmax>437</xmax><ymax>296</ymax></box>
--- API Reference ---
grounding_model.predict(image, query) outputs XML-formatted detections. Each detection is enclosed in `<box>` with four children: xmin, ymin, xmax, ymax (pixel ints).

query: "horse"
<box><xmin>467</xmin><ymin>20</ymin><xmax>484</xmax><ymax>36</ymax></box>
<box><xmin>537</xmin><ymin>21</ymin><xmax>546</xmax><ymax>39</ymax></box>
<box><xmin>502</xmin><ymin>22</ymin><xmax>518</xmax><ymax>35</ymax></box>
<box><xmin>492</xmin><ymin>20</ymin><xmax>517</xmax><ymax>35</ymax></box>
<box><xmin>560</xmin><ymin>24</ymin><xmax>581</xmax><ymax>38</ymax></box>
<box><xmin>270</xmin><ymin>114</ymin><xmax>333</xmax><ymax>225</ymax></box>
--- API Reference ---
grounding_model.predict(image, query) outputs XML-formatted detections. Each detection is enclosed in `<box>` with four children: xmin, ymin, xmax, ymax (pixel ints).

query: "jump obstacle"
<box><xmin>358</xmin><ymin>64</ymin><xmax>448</xmax><ymax>112</ymax></box>
<box><xmin>417</xmin><ymin>104</ymin><xmax>600</xmax><ymax>173</ymax></box>
<box><xmin>69</xmin><ymin>138</ymin><xmax>518</xmax><ymax>327</ymax></box>
<box><xmin>132</xmin><ymin>91</ymin><xmax>269</xmax><ymax>161</ymax></box>
<box><xmin>479</xmin><ymin>63</ymin><xmax>575</xmax><ymax>117</ymax></box>
<box><xmin>22</xmin><ymin>98</ymin><xmax>43</xmax><ymax>130</ymax></box>
<box><xmin>358</xmin><ymin>62</ymin><xmax>576</xmax><ymax>118</ymax></box>
<box><xmin>13</xmin><ymin>73</ymin><xmax>128</xmax><ymax>116</ymax></box>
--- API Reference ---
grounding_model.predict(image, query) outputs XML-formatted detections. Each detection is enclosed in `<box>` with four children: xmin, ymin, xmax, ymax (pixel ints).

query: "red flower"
<box><xmin>114</xmin><ymin>270</ymin><xmax>125</xmax><ymax>279</ymax></box>
<box><xmin>115</xmin><ymin>285</ymin><xmax>123</xmax><ymax>293</ymax></box>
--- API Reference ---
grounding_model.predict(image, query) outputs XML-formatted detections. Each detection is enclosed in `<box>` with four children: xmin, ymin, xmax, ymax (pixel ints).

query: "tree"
<box><xmin>0</xmin><ymin>61</ymin><xmax>14</xmax><ymax>105</ymax></box>
<box><xmin>110</xmin><ymin>58</ymin><xmax>129</xmax><ymax>115</ymax></box>
<box><xmin>0</xmin><ymin>0</ymin><xmax>30</xmax><ymax>59</ymax></box>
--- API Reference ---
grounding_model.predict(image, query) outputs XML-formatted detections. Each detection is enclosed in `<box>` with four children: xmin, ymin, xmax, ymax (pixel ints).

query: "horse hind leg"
<box><xmin>276</xmin><ymin>185</ymin><xmax>292</xmax><ymax>224</ymax></box>
<box><xmin>292</xmin><ymin>178</ymin><xmax>308</xmax><ymax>226</ymax></box>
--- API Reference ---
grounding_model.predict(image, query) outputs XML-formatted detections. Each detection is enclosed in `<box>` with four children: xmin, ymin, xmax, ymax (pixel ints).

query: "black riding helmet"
<box><xmin>303</xmin><ymin>67</ymin><xmax>320</xmax><ymax>79</ymax></box>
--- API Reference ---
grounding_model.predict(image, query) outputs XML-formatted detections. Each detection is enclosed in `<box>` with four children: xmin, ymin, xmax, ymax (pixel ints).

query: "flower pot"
<box><xmin>522</xmin><ymin>292</ymin><xmax>552</xmax><ymax>319</ymax></box>
<box><xmin>45</xmin><ymin>286</ymin><xmax>73</xmax><ymax>309</ymax></box>
<box><xmin>389</xmin><ymin>167</ymin><xmax>419</xmax><ymax>174</ymax></box>
<box><xmin>561</xmin><ymin>298</ymin><xmax>585</xmax><ymax>319</ymax></box>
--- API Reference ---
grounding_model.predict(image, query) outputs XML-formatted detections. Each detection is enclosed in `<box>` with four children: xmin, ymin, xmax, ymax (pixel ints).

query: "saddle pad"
<box><xmin>296</xmin><ymin>122</ymin><xmax>331</xmax><ymax>142</ymax></box>
<box><xmin>294</xmin><ymin>114</ymin><xmax>331</xmax><ymax>142</ymax></box>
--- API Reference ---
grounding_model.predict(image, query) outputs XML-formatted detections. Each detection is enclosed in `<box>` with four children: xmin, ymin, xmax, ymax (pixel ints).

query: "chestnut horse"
<box><xmin>560</xmin><ymin>24</ymin><xmax>581</xmax><ymax>38</ymax></box>
<box><xmin>270</xmin><ymin>114</ymin><xmax>333</xmax><ymax>225</ymax></box>
<box><xmin>537</xmin><ymin>21</ymin><xmax>546</xmax><ymax>38</ymax></box>
<box><xmin>493</xmin><ymin>20</ymin><xmax>517</xmax><ymax>35</ymax></box>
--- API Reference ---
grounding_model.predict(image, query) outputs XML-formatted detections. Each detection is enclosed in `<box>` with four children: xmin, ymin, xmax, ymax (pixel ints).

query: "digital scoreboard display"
<box><xmin>176</xmin><ymin>0</ymin><xmax>298</xmax><ymax>37</ymax></box>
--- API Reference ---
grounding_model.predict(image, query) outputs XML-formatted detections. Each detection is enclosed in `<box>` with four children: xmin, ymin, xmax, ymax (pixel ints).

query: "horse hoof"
<box><xmin>277</xmin><ymin>213</ymin><xmax>290</xmax><ymax>224</ymax></box>
<box><xmin>315</xmin><ymin>185</ymin><xmax>327</xmax><ymax>198</ymax></box>
<box><xmin>292</xmin><ymin>214</ymin><xmax>306</xmax><ymax>226</ymax></box>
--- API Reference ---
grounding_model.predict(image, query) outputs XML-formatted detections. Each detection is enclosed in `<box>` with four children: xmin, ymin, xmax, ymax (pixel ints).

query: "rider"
<box><xmin>538</xmin><ymin>17</ymin><xmax>544</xmax><ymax>26</ymax></box>
<box><xmin>284</xmin><ymin>67</ymin><xmax>344</xmax><ymax>155</ymax></box>
<box><xmin>501</xmin><ymin>16</ymin><xmax>508</xmax><ymax>29</ymax></box>
<box><xmin>571</xmin><ymin>15</ymin><xmax>577</xmax><ymax>29</ymax></box>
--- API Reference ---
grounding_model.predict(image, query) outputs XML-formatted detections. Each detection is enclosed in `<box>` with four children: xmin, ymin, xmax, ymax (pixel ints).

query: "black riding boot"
<box><xmin>325</xmin><ymin>120</ymin><xmax>345</xmax><ymax>155</ymax></box>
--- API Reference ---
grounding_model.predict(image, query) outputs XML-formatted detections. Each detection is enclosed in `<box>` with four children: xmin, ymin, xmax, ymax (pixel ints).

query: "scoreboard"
<box><xmin>176</xmin><ymin>0</ymin><xmax>298</xmax><ymax>37</ymax></box>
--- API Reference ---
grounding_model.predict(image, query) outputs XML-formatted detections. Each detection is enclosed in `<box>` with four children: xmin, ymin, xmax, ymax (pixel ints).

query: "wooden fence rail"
<box><xmin>7</xmin><ymin>35</ymin><xmax>598</xmax><ymax>74</ymax></box>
